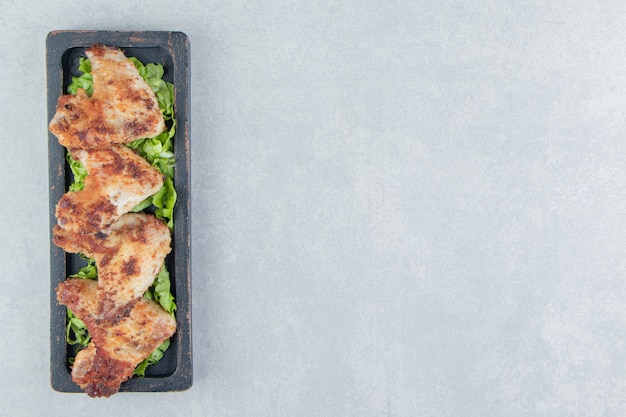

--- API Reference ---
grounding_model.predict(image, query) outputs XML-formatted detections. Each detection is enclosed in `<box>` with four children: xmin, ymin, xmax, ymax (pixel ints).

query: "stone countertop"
<box><xmin>2</xmin><ymin>1</ymin><xmax>626</xmax><ymax>416</ymax></box>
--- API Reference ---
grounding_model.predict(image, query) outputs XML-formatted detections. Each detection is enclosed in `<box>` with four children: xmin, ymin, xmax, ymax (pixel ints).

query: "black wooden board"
<box><xmin>46</xmin><ymin>30</ymin><xmax>191</xmax><ymax>394</ymax></box>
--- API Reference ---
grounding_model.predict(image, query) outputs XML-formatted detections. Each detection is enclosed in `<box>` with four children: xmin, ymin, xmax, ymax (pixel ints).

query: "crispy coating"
<box><xmin>94</xmin><ymin>213</ymin><xmax>172</xmax><ymax>323</ymax></box>
<box><xmin>49</xmin><ymin>44</ymin><xmax>165</xmax><ymax>149</ymax></box>
<box><xmin>53</xmin><ymin>144</ymin><xmax>164</xmax><ymax>250</ymax></box>
<box><xmin>58</xmin><ymin>213</ymin><xmax>171</xmax><ymax>323</ymax></box>
<box><xmin>57</xmin><ymin>279</ymin><xmax>176</xmax><ymax>398</ymax></box>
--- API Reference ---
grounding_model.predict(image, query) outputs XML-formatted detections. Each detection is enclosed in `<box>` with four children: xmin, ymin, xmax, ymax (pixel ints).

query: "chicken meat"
<box><xmin>57</xmin><ymin>212</ymin><xmax>171</xmax><ymax>323</ymax></box>
<box><xmin>93</xmin><ymin>213</ymin><xmax>172</xmax><ymax>323</ymax></box>
<box><xmin>57</xmin><ymin>278</ymin><xmax>176</xmax><ymax>398</ymax></box>
<box><xmin>49</xmin><ymin>44</ymin><xmax>165</xmax><ymax>149</ymax></box>
<box><xmin>53</xmin><ymin>143</ymin><xmax>164</xmax><ymax>251</ymax></box>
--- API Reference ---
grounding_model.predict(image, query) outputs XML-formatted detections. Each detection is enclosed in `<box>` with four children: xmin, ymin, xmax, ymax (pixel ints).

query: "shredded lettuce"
<box><xmin>64</xmin><ymin>55</ymin><xmax>177</xmax><ymax>376</ymax></box>
<box><xmin>65</xmin><ymin>257</ymin><xmax>97</xmax><ymax>349</ymax></box>
<box><xmin>133</xmin><ymin>263</ymin><xmax>177</xmax><ymax>377</ymax></box>
<box><xmin>70</xmin><ymin>255</ymin><xmax>98</xmax><ymax>280</ymax></box>
<box><xmin>127</xmin><ymin>130</ymin><xmax>177</xmax><ymax>229</ymax></box>
<box><xmin>66</xmin><ymin>151</ymin><xmax>88</xmax><ymax>192</ymax></box>
<box><xmin>143</xmin><ymin>262</ymin><xmax>177</xmax><ymax>317</ymax></box>
<box><xmin>128</xmin><ymin>57</ymin><xmax>175</xmax><ymax>121</ymax></box>
<box><xmin>66</xmin><ymin>311</ymin><xmax>91</xmax><ymax>349</ymax></box>
<box><xmin>67</xmin><ymin>58</ymin><xmax>93</xmax><ymax>96</ymax></box>
<box><xmin>133</xmin><ymin>339</ymin><xmax>170</xmax><ymax>377</ymax></box>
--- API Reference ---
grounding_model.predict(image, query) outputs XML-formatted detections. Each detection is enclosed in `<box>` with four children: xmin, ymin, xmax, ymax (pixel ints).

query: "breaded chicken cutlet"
<box><xmin>53</xmin><ymin>144</ymin><xmax>164</xmax><ymax>245</ymax></box>
<box><xmin>57</xmin><ymin>278</ymin><xmax>176</xmax><ymax>397</ymax></box>
<box><xmin>49</xmin><ymin>44</ymin><xmax>165</xmax><ymax>149</ymax></box>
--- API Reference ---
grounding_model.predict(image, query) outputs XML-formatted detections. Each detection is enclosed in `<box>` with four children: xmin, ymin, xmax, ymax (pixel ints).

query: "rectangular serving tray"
<box><xmin>47</xmin><ymin>30</ymin><xmax>191</xmax><ymax>393</ymax></box>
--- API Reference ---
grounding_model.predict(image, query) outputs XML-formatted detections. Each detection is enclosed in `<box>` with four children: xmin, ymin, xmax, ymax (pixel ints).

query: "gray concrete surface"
<box><xmin>2</xmin><ymin>1</ymin><xmax>626</xmax><ymax>415</ymax></box>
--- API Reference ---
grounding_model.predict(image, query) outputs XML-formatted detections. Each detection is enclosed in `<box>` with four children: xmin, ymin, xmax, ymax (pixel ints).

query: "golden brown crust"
<box><xmin>53</xmin><ymin>144</ymin><xmax>164</xmax><ymax>248</ymax></box>
<box><xmin>58</xmin><ymin>213</ymin><xmax>171</xmax><ymax>324</ymax></box>
<box><xmin>48</xmin><ymin>45</ymin><xmax>165</xmax><ymax>149</ymax></box>
<box><xmin>58</xmin><ymin>279</ymin><xmax>176</xmax><ymax>398</ymax></box>
<box><xmin>95</xmin><ymin>213</ymin><xmax>172</xmax><ymax>323</ymax></box>
<box><xmin>83</xmin><ymin>353</ymin><xmax>136</xmax><ymax>398</ymax></box>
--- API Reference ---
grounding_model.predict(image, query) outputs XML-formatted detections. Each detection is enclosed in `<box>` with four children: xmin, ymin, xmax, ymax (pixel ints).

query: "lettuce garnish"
<box><xmin>143</xmin><ymin>262</ymin><xmax>177</xmax><ymax>316</ymax></box>
<box><xmin>134</xmin><ymin>265</ymin><xmax>177</xmax><ymax>377</ymax></box>
<box><xmin>66</xmin><ymin>257</ymin><xmax>96</xmax><ymax>350</ymax></box>
<box><xmin>66</xmin><ymin>151</ymin><xmax>88</xmax><ymax>192</ymax></box>
<box><xmin>67</xmin><ymin>58</ymin><xmax>93</xmax><ymax>96</ymax></box>
<box><xmin>63</xmin><ymin>55</ymin><xmax>177</xmax><ymax>377</ymax></box>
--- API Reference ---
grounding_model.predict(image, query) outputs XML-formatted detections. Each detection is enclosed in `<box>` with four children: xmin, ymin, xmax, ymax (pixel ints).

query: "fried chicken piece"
<box><xmin>57</xmin><ymin>278</ymin><xmax>176</xmax><ymax>397</ymax></box>
<box><xmin>53</xmin><ymin>144</ymin><xmax>164</xmax><ymax>250</ymax></box>
<box><xmin>49</xmin><ymin>44</ymin><xmax>165</xmax><ymax>149</ymax></box>
<box><xmin>95</xmin><ymin>213</ymin><xmax>172</xmax><ymax>323</ymax></box>
<box><xmin>57</xmin><ymin>213</ymin><xmax>171</xmax><ymax>323</ymax></box>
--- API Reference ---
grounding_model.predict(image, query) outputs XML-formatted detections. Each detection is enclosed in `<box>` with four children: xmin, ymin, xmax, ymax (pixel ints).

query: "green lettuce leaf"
<box><xmin>143</xmin><ymin>263</ymin><xmax>177</xmax><ymax>316</ymax></box>
<box><xmin>67</xmin><ymin>58</ymin><xmax>93</xmax><ymax>96</ymax></box>
<box><xmin>133</xmin><ymin>339</ymin><xmax>170</xmax><ymax>377</ymax></box>
<box><xmin>69</xmin><ymin>256</ymin><xmax>97</xmax><ymax>279</ymax></box>
<box><xmin>66</xmin><ymin>310</ymin><xmax>91</xmax><ymax>348</ymax></box>
<box><xmin>65</xmin><ymin>257</ymin><xmax>96</xmax><ymax>348</ymax></box>
<box><xmin>66</xmin><ymin>151</ymin><xmax>88</xmax><ymax>192</ymax></box>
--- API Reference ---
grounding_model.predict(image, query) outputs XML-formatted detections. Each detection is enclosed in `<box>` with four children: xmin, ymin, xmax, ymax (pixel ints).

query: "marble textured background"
<box><xmin>2</xmin><ymin>0</ymin><xmax>626</xmax><ymax>415</ymax></box>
